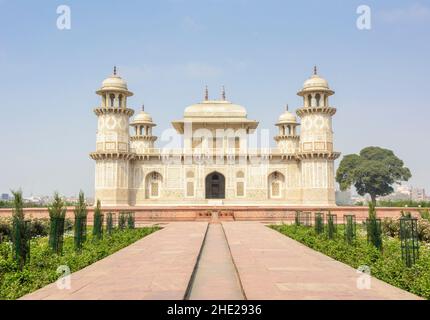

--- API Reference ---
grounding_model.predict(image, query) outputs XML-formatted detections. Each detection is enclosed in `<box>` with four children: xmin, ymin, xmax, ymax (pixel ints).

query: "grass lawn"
<box><xmin>271</xmin><ymin>224</ymin><xmax>430</xmax><ymax>299</ymax></box>
<box><xmin>0</xmin><ymin>226</ymin><xmax>160</xmax><ymax>300</ymax></box>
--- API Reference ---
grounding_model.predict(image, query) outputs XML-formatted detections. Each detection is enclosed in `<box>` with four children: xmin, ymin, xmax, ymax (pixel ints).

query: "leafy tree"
<box><xmin>336</xmin><ymin>146</ymin><xmax>411</xmax><ymax>205</ymax></box>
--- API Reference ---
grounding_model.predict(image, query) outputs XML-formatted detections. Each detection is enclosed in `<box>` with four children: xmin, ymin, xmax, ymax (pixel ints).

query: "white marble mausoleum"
<box><xmin>90</xmin><ymin>67</ymin><xmax>340</xmax><ymax>206</ymax></box>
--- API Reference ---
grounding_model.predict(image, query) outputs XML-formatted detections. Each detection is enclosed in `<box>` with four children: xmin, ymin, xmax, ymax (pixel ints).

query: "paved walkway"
<box><xmin>187</xmin><ymin>224</ymin><xmax>244</xmax><ymax>300</ymax></box>
<box><xmin>21</xmin><ymin>221</ymin><xmax>421</xmax><ymax>300</ymax></box>
<box><xmin>222</xmin><ymin>222</ymin><xmax>421</xmax><ymax>300</ymax></box>
<box><xmin>21</xmin><ymin>222</ymin><xmax>208</xmax><ymax>300</ymax></box>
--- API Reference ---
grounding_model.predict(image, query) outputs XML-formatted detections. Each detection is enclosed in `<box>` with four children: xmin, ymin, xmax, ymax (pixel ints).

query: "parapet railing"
<box><xmin>129</xmin><ymin>148</ymin><xmax>290</xmax><ymax>156</ymax></box>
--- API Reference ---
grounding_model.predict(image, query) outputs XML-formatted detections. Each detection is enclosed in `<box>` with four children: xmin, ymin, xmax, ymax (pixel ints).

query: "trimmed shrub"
<box><xmin>0</xmin><ymin>217</ymin><xmax>12</xmax><ymax>241</ymax></box>
<box><xmin>419</xmin><ymin>209</ymin><xmax>430</xmax><ymax>221</ymax></box>
<box><xmin>127</xmin><ymin>212</ymin><xmax>135</xmax><ymax>229</ymax></box>
<box><xmin>314</xmin><ymin>212</ymin><xmax>324</xmax><ymax>234</ymax></box>
<box><xmin>417</xmin><ymin>218</ymin><xmax>430</xmax><ymax>242</ymax></box>
<box><xmin>344</xmin><ymin>214</ymin><xmax>356</xmax><ymax>245</ymax></box>
<box><xmin>106</xmin><ymin>212</ymin><xmax>114</xmax><ymax>235</ymax></box>
<box><xmin>382</xmin><ymin>217</ymin><xmax>400</xmax><ymax>237</ymax></box>
<box><xmin>29</xmin><ymin>218</ymin><xmax>50</xmax><ymax>238</ymax></box>
<box><xmin>118</xmin><ymin>212</ymin><xmax>127</xmax><ymax>230</ymax></box>
<box><xmin>294</xmin><ymin>211</ymin><xmax>301</xmax><ymax>226</ymax></box>
<box><xmin>327</xmin><ymin>213</ymin><xmax>337</xmax><ymax>239</ymax></box>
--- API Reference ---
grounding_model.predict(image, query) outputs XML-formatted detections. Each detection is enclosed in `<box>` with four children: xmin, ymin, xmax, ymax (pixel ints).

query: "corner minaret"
<box><xmin>130</xmin><ymin>104</ymin><xmax>157</xmax><ymax>154</ymax></box>
<box><xmin>90</xmin><ymin>67</ymin><xmax>135</xmax><ymax>206</ymax></box>
<box><xmin>274</xmin><ymin>104</ymin><xmax>300</xmax><ymax>155</ymax></box>
<box><xmin>296</xmin><ymin>67</ymin><xmax>340</xmax><ymax>206</ymax></box>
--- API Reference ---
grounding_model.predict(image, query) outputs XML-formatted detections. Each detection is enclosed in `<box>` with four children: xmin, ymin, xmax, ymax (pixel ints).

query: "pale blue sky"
<box><xmin>1</xmin><ymin>0</ymin><xmax>429</xmax><ymax>197</ymax></box>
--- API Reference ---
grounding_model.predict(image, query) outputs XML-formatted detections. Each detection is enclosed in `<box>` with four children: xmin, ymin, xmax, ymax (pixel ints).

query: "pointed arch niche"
<box><xmin>145</xmin><ymin>171</ymin><xmax>163</xmax><ymax>199</ymax></box>
<box><xmin>268</xmin><ymin>171</ymin><xmax>285</xmax><ymax>199</ymax></box>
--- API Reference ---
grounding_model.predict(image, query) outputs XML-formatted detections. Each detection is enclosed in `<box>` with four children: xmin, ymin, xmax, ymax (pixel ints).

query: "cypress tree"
<box><xmin>92</xmin><ymin>200</ymin><xmax>104</xmax><ymax>240</ymax></box>
<box><xmin>48</xmin><ymin>192</ymin><xmax>66</xmax><ymax>254</ymax></box>
<box><xmin>367</xmin><ymin>202</ymin><xmax>382</xmax><ymax>250</ymax></box>
<box><xmin>74</xmin><ymin>191</ymin><xmax>88</xmax><ymax>252</ymax></box>
<box><xmin>106</xmin><ymin>212</ymin><xmax>114</xmax><ymax>235</ymax></box>
<box><xmin>11</xmin><ymin>190</ymin><xmax>30</xmax><ymax>269</ymax></box>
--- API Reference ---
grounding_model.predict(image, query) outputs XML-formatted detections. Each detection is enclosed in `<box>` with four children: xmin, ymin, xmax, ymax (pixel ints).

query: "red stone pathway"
<box><xmin>21</xmin><ymin>221</ymin><xmax>421</xmax><ymax>300</ymax></box>
<box><xmin>21</xmin><ymin>222</ymin><xmax>208</xmax><ymax>300</ymax></box>
<box><xmin>222</xmin><ymin>222</ymin><xmax>421</xmax><ymax>300</ymax></box>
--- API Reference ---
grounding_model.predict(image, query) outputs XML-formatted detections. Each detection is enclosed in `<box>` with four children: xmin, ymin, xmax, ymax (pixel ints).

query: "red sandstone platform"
<box><xmin>0</xmin><ymin>205</ymin><xmax>421</xmax><ymax>223</ymax></box>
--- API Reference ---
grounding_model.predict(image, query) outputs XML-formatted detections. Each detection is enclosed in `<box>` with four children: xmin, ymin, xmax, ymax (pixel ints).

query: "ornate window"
<box><xmin>235</xmin><ymin>137</ymin><xmax>240</xmax><ymax>149</ymax></box>
<box><xmin>145</xmin><ymin>172</ymin><xmax>162</xmax><ymax>199</ymax></box>
<box><xmin>186</xmin><ymin>171</ymin><xmax>195</xmax><ymax>197</ymax></box>
<box><xmin>272</xmin><ymin>181</ymin><xmax>280</xmax><ymax>196</ymax></box>
<box><xmin>268</xmin><ymin>171</ymin><xmax>285</xmax><ymax>199</ymax></box>
<box><xmin>151</xmin><ymin>182</ymin><xmax>159</xmax><ymax>197</ymax></box>
<box><xmin>186</xmin><ymin>182</ymin><xmax>194</xmax><ymax>197</ymax></box>
<box><xmin>236</xmin><ymin>171</ymin><xmax>245</xmax><ymax>197</ymax></box>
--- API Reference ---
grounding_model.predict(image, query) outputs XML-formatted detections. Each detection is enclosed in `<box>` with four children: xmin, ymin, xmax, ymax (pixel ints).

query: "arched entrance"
<box><xmin>205</xmin><ymin>172</ymin><xmax>225</xmax><ymax>199</ymax></box>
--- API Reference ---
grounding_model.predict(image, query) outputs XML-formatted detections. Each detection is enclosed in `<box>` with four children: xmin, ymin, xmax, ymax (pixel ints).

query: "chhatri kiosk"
<box><xmin>90</xmin><ymin>67</ymin><xmax>340</xmax><ymax>207</ymax></box>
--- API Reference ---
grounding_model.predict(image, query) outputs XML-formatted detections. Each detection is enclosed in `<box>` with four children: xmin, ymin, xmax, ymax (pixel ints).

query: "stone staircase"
<box><xmin>195</xmin><ymin>210</ymin><xmax>235</xmax><ymax>222</ymax></box>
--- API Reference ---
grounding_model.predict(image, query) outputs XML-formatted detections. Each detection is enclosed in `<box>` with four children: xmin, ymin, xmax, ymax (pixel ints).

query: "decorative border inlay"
<box><xmin>94</xmin><ymin>107</ymin><xmax>134</xmax><ymax>117</ymax></box>
<box><xmin>296</xmin><ymin>106</ymin><xmax>336</xmax><ymax>117</ymax></box>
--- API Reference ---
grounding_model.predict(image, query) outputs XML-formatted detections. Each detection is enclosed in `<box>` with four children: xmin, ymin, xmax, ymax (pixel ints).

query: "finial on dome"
<box><xmin>221</xmin><ymin>86</ymin><xmax>226</xmax><ymax>101</ymax></box>
<box><xmin>286</xmin><ymin>104</ymin><xmax>289</xmax><ymax>111</ymax></box>
<box><xmin>313</xmin><ymin>65</ymin><xmax>317</xmax><ymax>75</ymax></box>
<box><xmin>113</xmin><ymin>66</ymin><xmax>117</xmax><ymax>76</ymax></box>
<box><xmin>142</xmin><ymin>103</ymin><xmax>145</xmax><ymax>111</ymax></box>
<box><xmin>205</xmin><ymin>85</ymin><xmax>209</xmax><ymax>101</ymax></box>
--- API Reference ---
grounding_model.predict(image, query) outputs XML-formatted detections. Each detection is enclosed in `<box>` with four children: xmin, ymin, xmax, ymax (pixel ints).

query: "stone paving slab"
<box><xmin>20</xmin><ymin>222</ymin><xmax>208</xmax><ymax>300</ymax></box>
<box><xmin>222</xmin><ymin>222</ymin><xmax>422</xmax><ymax>300</ymax></box>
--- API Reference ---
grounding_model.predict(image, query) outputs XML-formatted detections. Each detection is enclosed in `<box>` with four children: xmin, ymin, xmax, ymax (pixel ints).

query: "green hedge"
<box><xmin>0</xmin><ymin>226</ymin><xmax>159</xmax><ymax>300</ymax></box>
<box><xmin>271</xmin><ymin>224</ymin><xmax>430</xmax><ymax>299</ymax></box>
<box><xmin>0</xmin><ymin>218</ymin><xmax>73</xmax><ymax>242</ymax></box>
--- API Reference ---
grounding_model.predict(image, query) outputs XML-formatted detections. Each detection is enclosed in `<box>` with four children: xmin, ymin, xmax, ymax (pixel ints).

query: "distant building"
<box><xmin>351</xmin><ymin>194</ymin><xmax>369</xmax><ymax>205</ymax></box>
<box><xmin>377</xmin><ymin>184</ymin><xmax>411</xmax><ymax>201</ymax></box>
<box><xmin>1</xmin><ymin>193</ymin><xmax>9</xmax><ymax>201</ymax></box>
<box><xmin>396</xmin><ymin>184</ymin><xmax>412</xmax><ymax>197</ymax></box>
<box><xmin>411</xmin><ymin>188</ymin><xmax>426</xmax><ymax>201</ymax></box>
